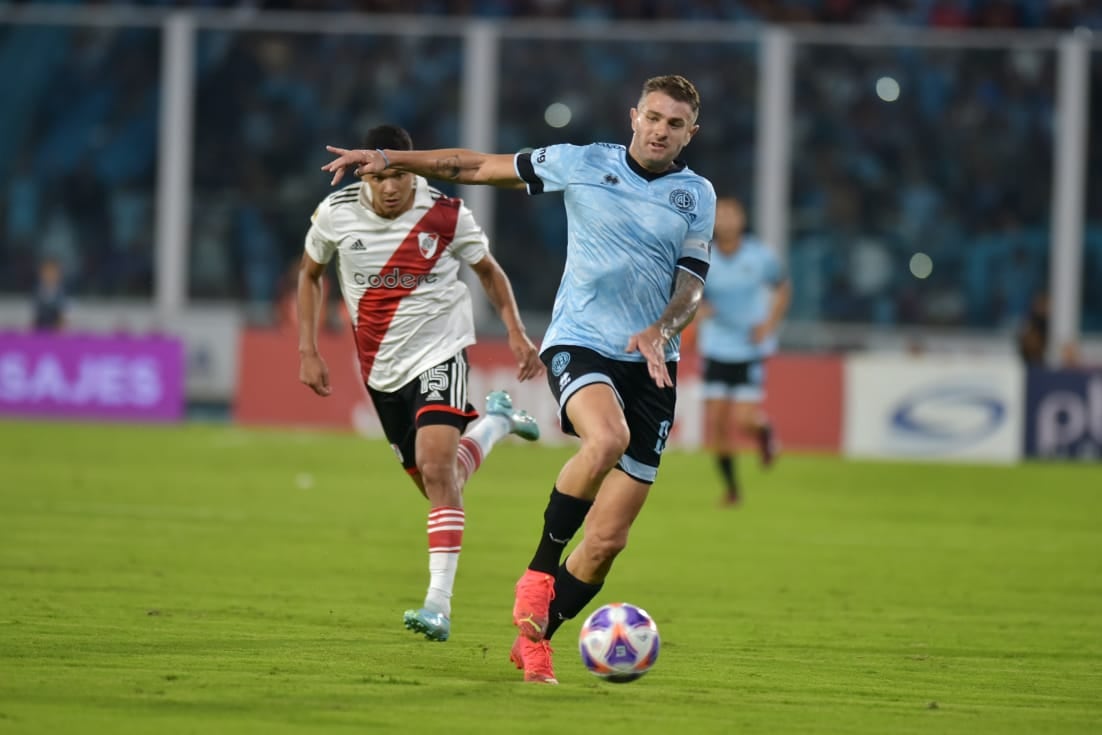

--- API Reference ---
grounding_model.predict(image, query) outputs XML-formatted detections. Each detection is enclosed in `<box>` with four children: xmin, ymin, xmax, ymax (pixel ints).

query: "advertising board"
<box><xmin>0</xmin><ymin>331</ymin><xmax>185</xmax><ymax>422</ymax></box>
<box><xmin>1024</xmin><ymin>368</ymin><xmax>1102</xmax><ymax>460</ymax></box>
<box><xmin>844</xmin><ymin>354</ymin><xmax>1024</xmax><ymax>463</ymax></box>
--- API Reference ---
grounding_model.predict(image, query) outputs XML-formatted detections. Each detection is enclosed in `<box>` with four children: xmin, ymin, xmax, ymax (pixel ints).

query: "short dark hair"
<box><xmin>363</xmin><ymin>124</ymin><xmax>413</xmax><ymax>151</ymax></box>
<box><xmin>640</xmin><ymin>75</ymin><xmax>701</xmax><ymax>119</ymax></box>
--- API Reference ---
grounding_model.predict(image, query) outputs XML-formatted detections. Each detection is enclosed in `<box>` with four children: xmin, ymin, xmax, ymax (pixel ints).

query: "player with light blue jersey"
<box><xmin>696</xmin><ymin>197</ymin><xmax>791</xmax><ymax>506</ymax></box>
<box><xmin>322</xmin><ymin>75</ymin><xmax>716</xmax><ymax>686</ymax></box>
<box><xmin>699</xmin><ymin>233</ymin><xmax>784</xmax><ymax>364</ymax></box>
<box><xmin>518</xmin><ymin>141</ymin><xmax>714</xmax><ymax>362</ymax></box>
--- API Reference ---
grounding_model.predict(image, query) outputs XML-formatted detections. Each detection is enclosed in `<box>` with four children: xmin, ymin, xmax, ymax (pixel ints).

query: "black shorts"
<box><xmin>367</xmin><ymin>350</ymin><xmax>478</xmax><ymax>471</ymax></box>
<box><xmin>701</xmin><ymin>358</ymin><xmax>765</xmax><ymax>401</ymax></box>
<box><xmin>541</xmin><ymin>345</ymin><xmax>677</xmax><ymax>485</ymax></box>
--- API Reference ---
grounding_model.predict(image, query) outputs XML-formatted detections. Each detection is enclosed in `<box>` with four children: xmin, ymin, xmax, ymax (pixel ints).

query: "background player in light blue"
<box><xmin>697</xmin><ymin>196</ymin><xmax>791</xmax><ymax>506</ymax></box>
<box><xmin>322</xmin><ymin>74</ymin><xmax>716</xmax><ymax>685</ymax></box>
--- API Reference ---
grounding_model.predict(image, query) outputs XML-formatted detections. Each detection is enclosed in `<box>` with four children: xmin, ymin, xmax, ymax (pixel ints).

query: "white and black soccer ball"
<box><xmin>578</xmin><ymin>602</ymin><xmax>660</xmax><ymax>683</ymax></box>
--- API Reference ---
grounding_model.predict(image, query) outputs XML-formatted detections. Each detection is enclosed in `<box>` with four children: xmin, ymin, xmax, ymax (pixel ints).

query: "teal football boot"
<box><xmin>403</xmin><ymin>608</ymin><xmax>450</xmax><ymax>642</ymax></box>
<box><xmin>485</xmin><ymin>390</ymin><xmax>540</xmax><ymax>442</ymax></box>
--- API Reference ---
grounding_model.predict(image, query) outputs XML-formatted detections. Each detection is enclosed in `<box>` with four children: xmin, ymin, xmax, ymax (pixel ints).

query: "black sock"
<box><xmin>527</xmin><ymin>488</ymin><xmax>592</xmax><ymax>575</ymax></box>
<box><xmin>545</xmin><ymin>564</ymin><xmax>603</xmax><ymax>641</ymax></box>
<box><xmin>716</xmin><ymin>454</ymin><xmax>737</xmax><ymax>492</ymax></box>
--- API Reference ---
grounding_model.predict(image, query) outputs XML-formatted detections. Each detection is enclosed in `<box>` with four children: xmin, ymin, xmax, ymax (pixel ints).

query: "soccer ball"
<box><xmin>577</xmin><ymin>602</ymin><xmax>660</xmax><ymax>683</ymax></box>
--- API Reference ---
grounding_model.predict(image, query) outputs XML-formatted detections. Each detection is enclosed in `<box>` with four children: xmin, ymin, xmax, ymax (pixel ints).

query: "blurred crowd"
<box><xmin>788</xmin><ymin>44</ymin><xmax>1057</xmax><ymax>328</ymax></box>
<box><xmin>0</xmin><ymin>0</ymin><xmax>1100</xmax><ymax>335</ymax></box>
<box><xmin>4</xmin><ymin>0</ymin><xmax>1102</xmax><ymax>28</ymax></box>
<box><xmin>0</xmin><ymin>22</ymin><xmax>161</xmax><ymax>298</ymax></box>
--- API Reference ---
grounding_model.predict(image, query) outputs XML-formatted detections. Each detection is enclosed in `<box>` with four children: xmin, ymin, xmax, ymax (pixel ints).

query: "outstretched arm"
<box><xmin>322</xmin><ymin>146</ymin><xmax>525</xmax><ymax>189</ymax></box>
<box><xmin>626</xmin><ymin>269</ymin><xmax>705</xmax><ymax>388</ymax></box>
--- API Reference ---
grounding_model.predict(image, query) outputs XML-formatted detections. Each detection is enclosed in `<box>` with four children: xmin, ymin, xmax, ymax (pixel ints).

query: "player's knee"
<box><xmin>733</xmin><ymin>404</ymin><xmax>758</xmax><ymax>428</ymax></box>
<box><xmin>416</xmin><ymin>456</ymin><xmax>456</xmax><ymax>490</ymax></box>
<box><xmin>582</xmin><ymin>428</ymin><xmax>630</xmax><ymax>472</ymax></box>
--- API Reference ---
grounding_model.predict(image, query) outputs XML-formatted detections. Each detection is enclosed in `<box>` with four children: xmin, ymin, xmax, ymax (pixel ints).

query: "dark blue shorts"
<box><xmin>701</xmin><ymin>358</ymin><xmax>765</xmax><ymax>401</ymax></box>
<box><xmin>541</xmin><ymin>345</ymin><xmax>677</xmax><ymax>484</ymax></box>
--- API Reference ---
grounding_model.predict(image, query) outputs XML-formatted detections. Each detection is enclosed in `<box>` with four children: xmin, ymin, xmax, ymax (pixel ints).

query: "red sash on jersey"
<box><xmin>353</xmin><ymin>197</ymin><xmax>461</xmax><ymax>386</ymax></box>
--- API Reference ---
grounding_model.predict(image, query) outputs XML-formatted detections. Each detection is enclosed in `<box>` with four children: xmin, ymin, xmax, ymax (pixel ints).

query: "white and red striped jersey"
<box><xmin>304</xmin><ymin>176</ymin><xmax>489</xmax><ymax>392</ymax></box>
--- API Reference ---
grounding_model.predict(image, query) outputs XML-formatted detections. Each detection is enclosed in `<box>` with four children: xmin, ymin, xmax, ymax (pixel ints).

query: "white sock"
<box><xmin>424</xmin><ymin>506</ymin><xmax>464</xmax><ymax>617</ymax></box>
<box><xmin>456</xmin><ymin>414</ymin><xmax>511</xmax><ymax>486</ymax></box>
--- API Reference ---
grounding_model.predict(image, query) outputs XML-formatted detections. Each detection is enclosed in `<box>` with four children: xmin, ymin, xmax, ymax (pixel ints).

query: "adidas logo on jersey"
<box><xmin>425</xmin><ymin>389</ymin><xmax>445</xmax><ymax>401</ymax></box>
<box><xmin>350</xmin><ymin>239</ymin><xmax>366</xmax><ymax>251</ymax></box>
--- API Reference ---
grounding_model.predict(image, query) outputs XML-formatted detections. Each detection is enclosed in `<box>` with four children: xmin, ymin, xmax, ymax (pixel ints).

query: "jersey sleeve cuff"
<box><xmin>677</xmin><ymin>257</ymin><xmax>709</xmax><ymax>282</ymax></box>
<box><xmin>514</xmin><ymin>152</ymin><xmax>544</xmax><ymax>195</ymax></box>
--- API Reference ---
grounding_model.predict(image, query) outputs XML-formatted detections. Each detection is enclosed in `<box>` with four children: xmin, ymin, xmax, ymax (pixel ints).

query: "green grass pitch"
<box><xmin>1</xmin><ymin>419</ymin><xmax>1099</xmax><ymax>734</ymax></box>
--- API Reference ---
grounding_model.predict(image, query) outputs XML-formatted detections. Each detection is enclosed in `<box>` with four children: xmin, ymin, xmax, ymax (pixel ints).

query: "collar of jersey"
<box><xmin>624</xmin><ymin>150</ymin><xmax>687</xmax><ymax>182</ymax></box>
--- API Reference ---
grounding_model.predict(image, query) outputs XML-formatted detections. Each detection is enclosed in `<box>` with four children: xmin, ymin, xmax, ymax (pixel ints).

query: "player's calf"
<box><xmin>757</xmin><ymin>423</ymin><xmax>778</xmax><ymax>468</ymax></box>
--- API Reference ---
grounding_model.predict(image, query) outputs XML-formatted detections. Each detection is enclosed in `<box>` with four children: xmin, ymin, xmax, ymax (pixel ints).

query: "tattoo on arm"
<box><xmin>432</xmin><ymin>156</ymin><xmax>462</xmax><ymax>180</ymax></box>
<box><xmin>656</xmin><ymin>270</ymin><xmax>704</xmax><ymax>342</ymax></box>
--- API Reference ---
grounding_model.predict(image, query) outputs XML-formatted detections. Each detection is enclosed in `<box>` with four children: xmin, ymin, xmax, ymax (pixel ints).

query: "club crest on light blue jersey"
<box><xmin>669</xmin><ymin>189</ymin><xmax>696</xmax><ymax>213</ymax></box>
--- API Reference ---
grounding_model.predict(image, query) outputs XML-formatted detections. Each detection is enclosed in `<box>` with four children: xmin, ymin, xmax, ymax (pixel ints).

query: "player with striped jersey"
<box><xmin>322</xmin><ymin>76</ymin><xmax>716</xmax><ymax>683</ymax></box>
<box><xmin>298</xmin><ymin>125</ymin><xmax>544</xmax><ymax>643</ymax></box>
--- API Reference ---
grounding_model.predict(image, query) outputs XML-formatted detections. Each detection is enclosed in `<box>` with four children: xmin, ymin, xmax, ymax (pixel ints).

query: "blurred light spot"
<box><xmin>876</xmin><ymin>76</ymin><xmax>900</xmax><ymax>102</ymax></box>
<box><xmin>544</xmin><ymin>102</ymin><xmax>572</xmax><ymax>128</ymax></box>
<box><xmin>910</xmin><ymin>252</ymin><xmax>933</xmax><ymax>279</ymax></box>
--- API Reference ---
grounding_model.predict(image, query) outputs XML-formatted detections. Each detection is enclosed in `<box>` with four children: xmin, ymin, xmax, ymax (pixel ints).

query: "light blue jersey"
<box><xmin>698</xmin><ymin>235</ymin><xmax>786</xmax><ymax>362</ymax></box>
<box><xmin>515</xmin><ymin>143</ymin><xmax>715</xmax><ymax>362</ymax></box>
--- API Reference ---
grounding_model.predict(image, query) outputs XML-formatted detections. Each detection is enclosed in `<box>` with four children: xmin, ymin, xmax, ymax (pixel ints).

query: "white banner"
<box><xmin>844</xmin><ymin>354</ymin><xmax>1024</xmax><ymax>463</ymax></box>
